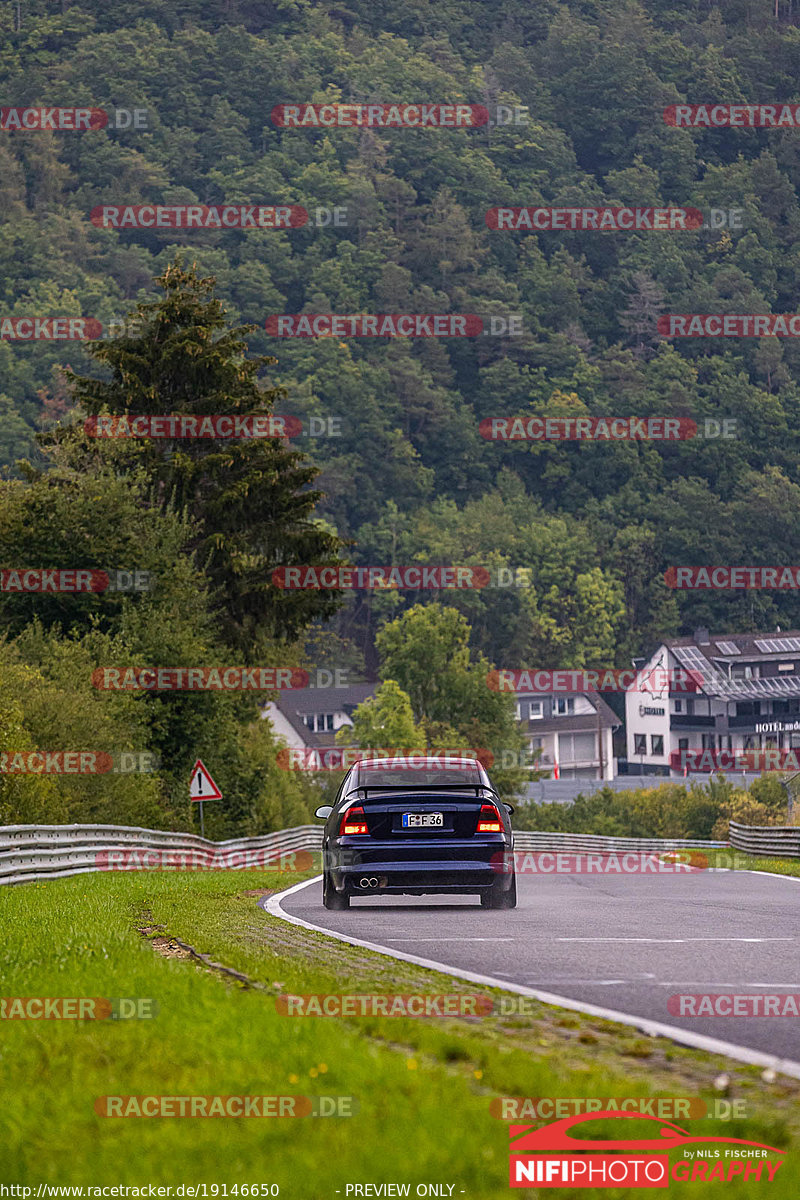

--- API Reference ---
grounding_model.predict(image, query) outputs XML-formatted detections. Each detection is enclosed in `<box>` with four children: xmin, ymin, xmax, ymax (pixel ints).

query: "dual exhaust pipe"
<box><xmin>358</xmin><ymin>876</ymin><xmax>380</xmax><ymax>889</ymax></box>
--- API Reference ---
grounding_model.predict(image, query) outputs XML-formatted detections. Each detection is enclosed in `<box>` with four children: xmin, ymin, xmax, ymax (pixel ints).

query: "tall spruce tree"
<box><xmin>59</xmin><ymin>259</ymin><xmax>344</xmax><ymax>659</ymax></box>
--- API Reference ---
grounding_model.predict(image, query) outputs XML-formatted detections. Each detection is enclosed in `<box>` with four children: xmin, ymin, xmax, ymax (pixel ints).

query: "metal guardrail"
<box><xmin>729</xmin><ymin>820</ymin><xmax>800</xmax><ymax>858</ymax></box>
<box><xmin>511</xmin><ymin>831</ymin><xmax>726</xmax><ymax>853</ymax></box>
<box><xmin>0</xmin><ymin>822</ymin><xmax>732</xmax><ymax>886</ymax></box>
<box><xmin>0</xmin><ymin>823</ymin><xmax>323</xmax><ymax>885</ymax></box>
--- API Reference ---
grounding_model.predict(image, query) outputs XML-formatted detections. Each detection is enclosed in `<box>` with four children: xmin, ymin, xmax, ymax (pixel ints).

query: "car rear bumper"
<box><xmin>326</xmin><ymin>836</ymin><xmax>514</xmax><ymax>895</ymax></box>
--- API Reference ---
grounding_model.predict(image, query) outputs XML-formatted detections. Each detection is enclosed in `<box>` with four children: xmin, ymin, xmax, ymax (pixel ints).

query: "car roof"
<box><xmin>356</xmin><ymin>756</ymin><xmax>482</xmax><ymax>767</ymax></box>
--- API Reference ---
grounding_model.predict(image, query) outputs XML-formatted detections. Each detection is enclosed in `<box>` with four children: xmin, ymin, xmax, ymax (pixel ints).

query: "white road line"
<box><xmin>527</xmin><ymin>979</ymin><xmax>800</xmax><ymax>988</ymax></box>
<box><xmin>556</xmin><ymin>937</ymin><xmax>794</xmax><ymax>943</ymax></box>
<box><xmin>262</xmin><ymin>875</ymin><xmax>800</xmax><ymax>1081</ymax></box>
<box><xmin>382</xmin><ymin>936</ymin><xmax>514</xmax><ymax>942</ymax></box>
<box><xmin>652</xmin><ymin>982</ymin><xmax>800</xmax><ymax>988</ymax></box>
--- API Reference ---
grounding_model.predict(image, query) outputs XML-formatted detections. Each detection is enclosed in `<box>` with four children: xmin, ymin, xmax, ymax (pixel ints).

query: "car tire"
<box><xmin>481</xmin><ymin>874</ymin><xmax>517</xmax><ymax>909</ymax></box>
<box><xmin>323</xmin><ymin>871</ymin><xmax>350</xmax><ymax>910</ymax></box>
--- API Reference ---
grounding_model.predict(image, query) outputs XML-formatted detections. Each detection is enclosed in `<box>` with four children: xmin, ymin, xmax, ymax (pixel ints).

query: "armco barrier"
<box><xmin>0</xmin><ymin>823</ymin><xmax>323</xmax><ymax>886</ymax></box>
<box><xmin>510</xmin><ymin>831</ymin><xmax>726</xmax><ymax>853</ymax></box>
<box><xmin>729</xmin><ymin>819</ymin><xmax>800</xmax><ymax>858</ymax></box>
<box><xmin>0</xmin><ymin>822</ymin><xmax>729</xmax><ymax>886</ymax></box>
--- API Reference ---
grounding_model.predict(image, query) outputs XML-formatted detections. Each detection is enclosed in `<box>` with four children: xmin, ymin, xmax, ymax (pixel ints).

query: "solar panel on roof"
<box><xmin>673</xmin><ymin>644</ymin><xmax>730</xmax><ymax>693</ymax></box>
<box><xmin>721</xmin><ymin>675</ymin><xmax>800</xmax><ymax>700</ymax></box>
<box><xmin>754</xmin><ymin>637</ymin><xmax>800</xmax><ymax>653</ymax></box>
<box><xmin>715</xmin><ymin>641</ymin><xmax>740</xmax><ymax>655</ymax></box>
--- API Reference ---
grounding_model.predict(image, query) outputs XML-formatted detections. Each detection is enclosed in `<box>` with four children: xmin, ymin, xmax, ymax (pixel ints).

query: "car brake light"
<box><xmin>477</xmin><ymin>803</ymin><xmax>502</xmax><ymax>833</ymax></box>
<box><xmin>340</xmin><ymin>805</ymin><xmax>368</xmax><ymax>835</ymax></box>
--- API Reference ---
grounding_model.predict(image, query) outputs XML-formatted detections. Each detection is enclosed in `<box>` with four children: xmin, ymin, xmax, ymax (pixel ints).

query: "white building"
<box><xmin>625</xmin><ymin>628</ymin><xmax>800</xmax><ymax>776</ymax></box>
<box><xmin>512</xmin><ymin>688</ymin><xmax>619</xmax><ymax>780</ymax></box>
<box><xmin>262</xmin><ymin>683</ymin><xmax>377</xmax><ymax>751</ymax></box>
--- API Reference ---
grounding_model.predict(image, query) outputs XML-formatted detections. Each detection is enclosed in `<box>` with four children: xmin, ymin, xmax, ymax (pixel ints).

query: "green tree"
<box><xmin>375</xmin><ymin>604</ymin><xmax>527</xmax><ymax>795</ymax></box>
<box><xmin>336</xmin><ymin>679</ymin><xmax>424</xmax><ymax>750</ymax></box>
<box><xmin>59</xmin><ymin>259</ymin><xmax>346</xmax><ymax>659</ymax></box>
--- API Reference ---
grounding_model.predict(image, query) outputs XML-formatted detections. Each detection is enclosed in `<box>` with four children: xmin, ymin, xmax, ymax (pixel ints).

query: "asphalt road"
<box><xmin>275</xmin><ymin>869</ymin><xmax>800</xmax><ymax>1070</ymax></box>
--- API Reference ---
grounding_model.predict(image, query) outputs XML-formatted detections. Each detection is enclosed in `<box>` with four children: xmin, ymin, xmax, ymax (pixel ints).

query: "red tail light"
<box><xmin>340</xmin><ymin>805</ymin><xmax>368</xmax><ymax>835</ymax></box>
<box><xmin>477</xmin><ymin>803</ymin><xmax>503</xmax><ymax>833</ymax></box>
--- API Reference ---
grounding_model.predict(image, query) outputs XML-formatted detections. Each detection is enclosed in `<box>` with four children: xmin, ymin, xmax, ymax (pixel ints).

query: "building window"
<box><xmin>558</xmin><ymin>731</ymin><xmax>596</xmax><ymax>764</ymax></box>
<box><xmin>736</xmin><ymin>701</ymin><xmax>761</xmax><ymax>717</ymax></box>
<box><xmin>732</xmin><ymin>664</ymin><xmax>760</xmax><ymax>679</ymax></box>
<box><xmin>674</xmin><ymin>700</ymin><xmax>682</xmax><ymax>713</ymax></box>
<box><xmin>685</xmin><ymin>699</ymin><xmax>695</xmax><ymax>716</ymax></box>
<box><xmin>528</xmin><ymin>701</ymin><xmax>543</xmax><ymax>719</ymax></box>
<box><xmin>651</xmin><ymin>735</ymin><xmax>664</xmax><ymax>756</ymax></box>
<box><xmin>701</xmin><ymin>733</ymin><xmax>715</xmax><ymax>749</ymax></box>
<box><xmin>554</xmin><ymin>698</ymin><xmax>575</xmax><ymax>716</ymax></box>
<box><xmin>634</xmin><ymin>733</ymin><xmax>647</xmax><ymax>756</ymax></box>
<box><xmin>304</xmin><ymin>713</ymin><xmax>335</xmax><ymax>732</ymax></box>
<box><xmin>678</xmin><ymin>737</ymin><xmax>689</xmax><ymax>752</ymax></box>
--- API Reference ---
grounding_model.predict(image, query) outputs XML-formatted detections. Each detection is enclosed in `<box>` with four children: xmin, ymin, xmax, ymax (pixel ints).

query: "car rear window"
<box><xmin>358</xmin><ymin>766</ymin><xmax>484</xmax><ymax>787</ymax></box>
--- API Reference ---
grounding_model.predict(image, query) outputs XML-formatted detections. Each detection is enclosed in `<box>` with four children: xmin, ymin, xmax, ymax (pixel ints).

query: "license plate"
<box><xmin>402</xmin><ymin>812</ymin><xmax>443</xmax><ymax>828</ymax></box>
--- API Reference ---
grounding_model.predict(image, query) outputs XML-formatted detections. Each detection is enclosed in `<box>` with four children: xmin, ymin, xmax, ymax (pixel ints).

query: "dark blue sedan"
<box><xmin>314</xmin><ymin>755</ymin><xmax>516</xmax><ymax>909</ymax></box>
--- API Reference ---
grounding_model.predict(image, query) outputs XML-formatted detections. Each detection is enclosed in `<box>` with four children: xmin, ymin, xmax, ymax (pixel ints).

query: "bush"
<box><xmin>513</xmin><ymin>776</ymin><xmax>789</xmax><ymax>841</ymax></box>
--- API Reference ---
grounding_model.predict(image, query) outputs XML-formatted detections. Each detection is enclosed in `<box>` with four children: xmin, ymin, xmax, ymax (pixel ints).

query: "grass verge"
<box><xmin>0</xmin><ymin>868</ymin><xmax>798</xmax><ymax>1196</ymax></box>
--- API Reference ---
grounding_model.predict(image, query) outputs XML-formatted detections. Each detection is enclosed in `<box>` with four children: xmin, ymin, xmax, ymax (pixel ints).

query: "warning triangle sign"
<box><xmin>190</xmin><ymin>759</ymin><xmax>223</xmax><ymax>801</ymax></box>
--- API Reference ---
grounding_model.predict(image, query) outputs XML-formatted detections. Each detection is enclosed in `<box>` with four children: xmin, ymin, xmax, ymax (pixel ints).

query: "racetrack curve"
<box><xmin>265</xmin><ymin>868</ymin><xmax>800</xmax><ymax>1077</ymax></box>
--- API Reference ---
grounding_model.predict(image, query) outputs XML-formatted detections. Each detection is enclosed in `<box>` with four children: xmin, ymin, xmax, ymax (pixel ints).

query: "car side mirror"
<box><xmin>504</xmin><ymin>803</ymin><xmax>515</xmax><ymax>815</ymax></box>
<box><xmin>314</xmin><ymin>805</ymin><xmax>333</xmax><ymax>819</ymax></box>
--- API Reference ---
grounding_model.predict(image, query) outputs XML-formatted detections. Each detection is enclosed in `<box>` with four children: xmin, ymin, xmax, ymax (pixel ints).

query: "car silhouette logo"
<box><xmin>510</xmin><ymin>1111</ymin><xmax>784</xmax><ymax>1154</ymax></box>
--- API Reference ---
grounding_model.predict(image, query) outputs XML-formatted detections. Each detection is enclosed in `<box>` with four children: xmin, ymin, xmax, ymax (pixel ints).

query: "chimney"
<box><xmin>694</xmin><ymin>627</ymin><xmax>710</xmax><ymax>645</ymax></box>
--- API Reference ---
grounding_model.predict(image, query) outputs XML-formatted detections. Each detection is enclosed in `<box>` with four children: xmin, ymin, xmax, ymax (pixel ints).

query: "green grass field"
<box><xmin>1</xmin><ymin>867</ymin><xmax>799</xmax><ymax>1197</ymax></box>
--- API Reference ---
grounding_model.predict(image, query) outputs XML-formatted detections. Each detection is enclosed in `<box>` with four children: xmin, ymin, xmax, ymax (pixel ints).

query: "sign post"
<box><xmin>189</xmin><ymin>759</ymin><xmax>223</xmax><ymax>839</ymax></box>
